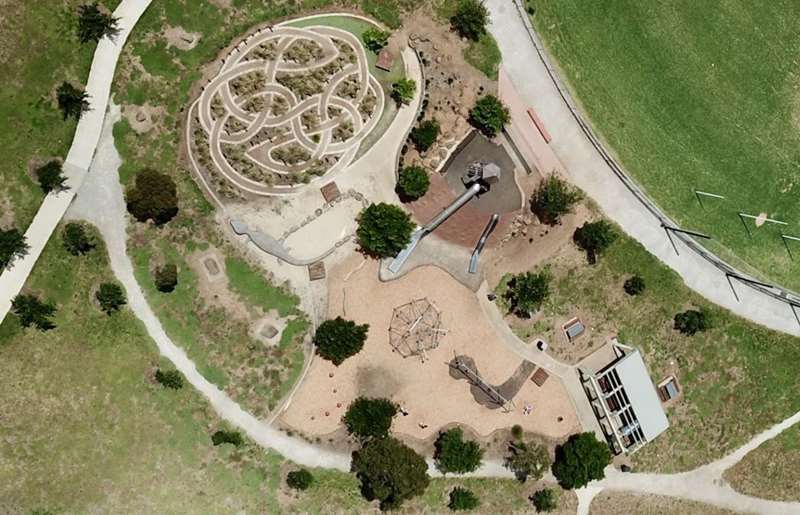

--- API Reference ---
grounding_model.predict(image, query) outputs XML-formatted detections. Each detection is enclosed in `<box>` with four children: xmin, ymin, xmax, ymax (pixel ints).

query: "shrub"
<box><xmin>530</xmin><ymin>488</ymin><xmax>557</xmax><ymax>512</ymax></box>
<box><xmin>505</xmin><ymin>270</ymin><xmax>550</xmax><ymax>316</ymax></box>
<box><xmin>62</xmin><ymin>222</ymin><xmax>94</xmax><ymax>256</ymax></box>
<box><xmin>351</xmin><ymin>436</ymin><xmax>430</xmax><ymax>510</ymax></box>
<box><xmin>530</xmin><ymin>175</ymin><xmax>582</xmax><ymax>225</ymax></box>
<box><xmin>511</xmin><ymin>424</ymin><xmax>524</xmax><ymax>440</ymax></box>
<box><xmin>313</xmin><ymin>317</ymin><xmax>369</xmax><ymax>365</ymax></box>
<box><xmin>77</xmin><ymin>2</ymin><xmax>119</xmax><ymax>43</ymax></box>
<box><xmin>623</xmin><ymin>275</ymin><xmax>645</xmax><ymax>296</ymax></box>
<box><xmin>434</xmin><ymin>427</ymin><xmax>484</xmax><ymax>474</ymax></box>
<box><xmin>56</xmin><ymin>82</ymin><xmax>90</xmax><ymax>120</ymax></box>
<box><xmin>11</xmin><ymin>294</ymin><xmax>57</xmax><ymax>331</ymax></box>
<box><xmin>155</xmin><ymin>263</ymin><xmax>178</xmax><ymax>293</ymax></box>
<box><xmin>96</xmin><ymin>282</ymin><xmax>126</xmax><ymax>314</ymax></box>
<box><xmin>391</xmin><ymin>78</ymin><xmax>416</xmax><ymax>105</ymax></box>
<box><xmin>286</xmin><ymin>469</ymin><xmax>314</xmax><ymax>490</ymax></box>
<box><xmin>410</xmin><ymin>119</ymin><xmax>440</xmax><ymax>152</ymax></box>
<box><xmin>551</xmin><ymin>432</ymin><xmax>612</xmax><ymax>489</ymax></box>
<box><xmin>211</xmin><ymin>429</ymin><xmax>243</xmax><ymax>447</ymax></box>
<box><xmin>35</xmin><ymin>161</ymin><xmax>67</xmax><ymax>193</ymax></box>
<box><xmin>126</xmin><ymin>169</ymin><xmax>179</xmax><ymax>225</ymax></box>
<box><xmin>0</xmin><ymin>228</ymin><xmax>28</xmax><ymax>270</ymax></box>
<box><xmin>343</xmin><ymin>397</ymin><xmax>398</xmax><ymax>440</ymax></box>
<box><xmin>469</xmin><ymin>95</ymin><xmax>509</xmax><ymax>137</ymax></box>
<box><xmin>573</xmin><ymin>220</ymin><xmax>617</xmax><ymax>264</ymax></box>
<box><xmin>397</xmin><ymin>166</ymin><xmax>430</xmax><ymax>201</ymax></box>
<box><xmin>448</xmin><ymin>487</ymin><xmax>480</xmax><ymax>511</ymax></box>
<box><xmin>674</xmin><ymin>309</ymin><xmax>710</xmax><ymax>335</ymax></box>
<box><xmin>505</xmin><ymin>440</ymin><xmax>549</xmax><ymax>482</ymax></box>
<box><xmin>362</xmin><ymin>28</ymin><xmax>390</xmax><ymax>53</ymax></box>
<box><xmin>356</xmin><ymin>203</ymin><xmax>414</xmax><ymax>258</ymax></box>
<box><xmin>154</xmin><ymin>368</ymin><xmax>183</xmax><ymax>389</ymax></box>
<box><xmin>450</xmin><ymin>0</ymin><xmax>489</xmax><ymax>41</ymax></box>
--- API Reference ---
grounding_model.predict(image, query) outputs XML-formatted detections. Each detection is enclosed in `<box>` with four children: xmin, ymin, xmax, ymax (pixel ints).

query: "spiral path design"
<box><xmin>192</xmin><ymin>25</ymin><xmax>384</xmax><ymax>194</ymax></box>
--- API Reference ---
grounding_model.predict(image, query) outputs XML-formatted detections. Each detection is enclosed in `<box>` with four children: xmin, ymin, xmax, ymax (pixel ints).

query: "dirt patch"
<box><xmin>187</xmin><ymin>249</ymin><xmax>251</xmax><ymax>320</ymax></box>
<box><xmin>252</xmin><ymin>309</ymin><xmax>289</xmax><ymax>346</ymax></box>
<box><xmin>356</xmin><ymin>365</ymin><xmax>402</xmax><ymax>398</ymax></box>
<box><xmin>0</xmin><ymin>194</ymin><xmax>15</xmax><ymax>229</ymax></box>
<box><xmin>163</xmin><ymin>25</ymin><xmax>201</xmax><ymax>51</ymax></box>
<box><xmin>208</xmin><ymin>0</ymin><xmax>232</xmax><ymax>9</ymax></box>
<box><xmin>754</xmin><ymin>212</ymin><xmax>767</xmax><ymax>227</ymax></box>
<box><xmin>122</xmin><ymin>103</ymin><xmax>164</xmax><ymax>134</ymax></box>
<box><xmin>589</xmin><ymin>492</ymin><xmax>737</xmax><ymax>515</ymax></box>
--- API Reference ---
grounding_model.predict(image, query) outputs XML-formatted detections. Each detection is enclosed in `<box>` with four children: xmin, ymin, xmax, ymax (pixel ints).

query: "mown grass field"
<box><xmin>498</xmin><ymin>216</ymin><xmax>800</xmax><ymax>472</ymax></box>
<box><xmin>532</xmin><ymin>1</ymin><xmax>800</xmax><ymax>290</ymax></box>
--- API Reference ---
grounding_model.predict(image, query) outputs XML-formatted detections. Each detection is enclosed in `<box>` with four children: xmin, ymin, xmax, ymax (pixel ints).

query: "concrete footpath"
<box><xmin>486</xmin><ymin>0</ymin><xmax>800</xmax><ymax>338</ymax></box>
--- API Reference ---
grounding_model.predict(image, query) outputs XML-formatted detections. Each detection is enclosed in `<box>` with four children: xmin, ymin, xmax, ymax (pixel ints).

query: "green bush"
<box><xmin>410</xmin><ymin>119</ymin><xmax>440</xmax><ymax>152</ymax></box>
<box><xmin>211</xmin><ymin>429</ymin><xmax>243</xmax><ymax>447</ymax></box>
<box><xmin>155</xmin><ymin>263</ymin><xmax>178</xmax><ymax>293</ymax></box>
<box><xmin>530</xmin><ymin>175</ymin><xmax>582</xmax><ymax>225</ymax></box>
<box><xmin>674</xmin><ymin>309</ymin><xmax>710</xmax><ymax>335</ymax></box>
<box><xmin>62</xmin><ymin>222</ymin><xmax>94</xmax><ymax>256</ymax></box>
<box><xmin>397</xmin><ymin>166</ymin><xmax>430</xmax><ymax>201</ymax></box>
<box><xmin>391</xmin><ymin>78</ymin><xmax>416</xmax><ymax>105</ymax></box>
<box><xmin>126</xmin><ymin>169</ymin><xmax>179</xmax><ymax>225</ymax></box>
<box><xmin>469</xmin><ymin>95</ymin><xmax>509</xmax><ymax>137</ymax></box>
<box><xmin>573</xmin><ymin>220</ymin><xmax>617</xmax><ymax>264</ymax></box>
<box><xmin>96</xmin><ymin>282</ymin><xmax>126</xmax><ymax>314</ymax></box>
<box><xmin>351</xmin><ymin>436</ymin><xmax>430</xmax><ymax>510</ymax></box>
<box><xmin>448</xmin><ymin>487</ymin><xmax>480</xmax><ymax>511</ymax></box>
<box><xmin>35</xmin><ymin>161</ymin><xmax>67</xmax><ymax>193</ymax></box>
<box><xmin>313</xmin><ymin>317</ymin><xmax>369</xmax><ymax>365</ymax></box>
<box><xmin>530</xmin><ymin>488</ymin><xmax>557</xmax><ymax>512</ymax></box>
<box><xmin>362</xmin><ymin>28</ymin><xmax>390</xmax><ymax>53</ymax></box>
<box><xmin>0</xmin><ymin>228</ymin><xmax>28</xmax><ymax>270</ymax></box>
<box><xmin>505</xmin><ymin>270</ymin><xmax>551</xmax><ymax>316</ymax></box>
<box><xmin>362</xmin><ymin>0</ymin><xmax>401</xmax><ymax>29</ymax></box>
<box><xmin>286</xmin><ymin>468</ymin><xmax>314</xmax><ymax>490</ymax></box>
<box><xmin>511</xmin><ymin>424</ymin><xmax>524</xmax><ymax>440</ymax></box>
<box><xmin>11</xmin><ymin>294</ymin><xmax>57</xmax><ymax>331</ymax></box>
<box><xmin>356</xmin><ymin>203</ymin><xmax>415</xmax><ymax>258</ymax></box>
<box><xmin>56</xmin><ymin>82</ymin><xmax>89</xmax><ymax>120</ymax></box>
<box><xmin>551</xmin><ymin>432</ymin><xmax>612</xmax><ymax>489</ymax></box>
<box><xmin>623</xmin><ymin>275</ymin><xmax>645</xmax><ymax>296</ymax></box>
<box><xmin>434</xmin><ymin>427</ymin><xmax>484</xmax><ymax>474</ymax></box>
<box><xmin>505</xmin><ymin>440</ymin><xmax>550</xmax><ymax>482</ymax></box>
<box><xmin>154</xmin><ymin>368</ymin><xmax>183</xmax><ymax>389</ymax></box>
<box><xmin>344</xmin><ymin>397</ymin><xmax>398</xmax><ymax>440</ymax></box>
<box><xmin>450</xmin><ymin>0</ymin><xmax>489</xmax><ymax>41</ymax></box>
<box><xmin>77</xmin><ymin>2</ymin><xmax>119</xmax><ymax>43</ymax></box>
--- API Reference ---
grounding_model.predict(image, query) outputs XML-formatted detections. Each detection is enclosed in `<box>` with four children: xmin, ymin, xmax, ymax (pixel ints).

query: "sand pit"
<box><xmin>281</xmin><ymin>255</ymin><xmax>579</xmax><ymax>440</ymax></box>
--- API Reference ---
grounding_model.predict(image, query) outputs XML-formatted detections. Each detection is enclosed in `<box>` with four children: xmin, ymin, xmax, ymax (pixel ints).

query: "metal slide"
<box><xmin>469</xmin><ymin>213</ymin><xmax>500</xmax><ymax>274</ymax></box>
<box><xmin>389</xmin><ymin>182</ymin><xmax>483</xmax><ymax>274</ymax></box>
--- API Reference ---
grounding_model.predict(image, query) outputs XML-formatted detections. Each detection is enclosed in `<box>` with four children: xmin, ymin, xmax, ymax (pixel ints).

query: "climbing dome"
<box><xmin>388</xmin><ymin>298</ymin><xmax>445</xmax><ymax>360</ymax></box>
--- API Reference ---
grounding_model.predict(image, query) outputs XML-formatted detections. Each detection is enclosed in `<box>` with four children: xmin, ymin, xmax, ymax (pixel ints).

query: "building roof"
<box><xmin>376</xmin><ymin>48</ymin><xmax>394</xmax><ymax>71</ymax></box>
<box><xmin>613</xmin><ymin>349</ymin><xmax>670</xmax><ymax>442</ymax></box>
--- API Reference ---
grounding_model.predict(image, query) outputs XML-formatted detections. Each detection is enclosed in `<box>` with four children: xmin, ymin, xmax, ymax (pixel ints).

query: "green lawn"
<box><xmin>532</xmin><ymin>1</ymin><xmax>800</xmax><ymax>290</ymax></box>
<box><xmin>464</xmin><ymin>33</ymin><xmax>502</xmax><ymax>79</ymax></box>
<box><xmin>499</xmin><ymin>218</ymin><xmax>800</xmax><ymax>472</ymax></box>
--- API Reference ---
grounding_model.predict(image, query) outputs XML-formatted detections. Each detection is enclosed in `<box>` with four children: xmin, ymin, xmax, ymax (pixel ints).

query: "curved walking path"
<box><xmin>486</xmin><ymin>0</ymin><xmax>800</xmax><ymax>339</ymax></box>
<box><xmin>0</xmin><ymin>0</ymin><xmax>153</xmax><ymax>324</ymax></box>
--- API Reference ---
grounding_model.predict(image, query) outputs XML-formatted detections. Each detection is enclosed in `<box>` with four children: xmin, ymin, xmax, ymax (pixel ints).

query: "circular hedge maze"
<box><xmin>190</xmin><ymin>25</ymin><xmax>385</xmax><ymax>196</ymax></box>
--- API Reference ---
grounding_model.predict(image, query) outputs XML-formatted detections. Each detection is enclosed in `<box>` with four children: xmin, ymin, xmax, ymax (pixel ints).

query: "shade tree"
<box><xmin>343</xmin><ymin>397</ymin><xmax>398</xmax><ymax>440</ymax></box>
<box><xmin>468</xmin><ymin>95</ymin><xmax>509</xmax><ymax>137</ymax></box>
<box><xmin>0</xmin><ymin>228</ymin><xmax>29</xmax><ymax>270</ymax></box>
<box><xmin>313</xmin><ymin>316</ymin><xmax>369</xmax><ymax>365</ymax></box>
<box><xmin>11</xmin><ymin>294</ymin><xmax>57</xmax><ymax>331</ymax></box>
<box><xmin>551</xmin><ymin>432</ymin><xmax>612</xmax><ymax>489</ymax></box>
<box><xmin>356</xmin><ymin>203</ymin><xmax>414</xmax><ymax>257</ymax></box>
<box><xmin>57</xmin><ymin>82</ymin><xmax>90</xmax><ymax>120</ymax></box>
<box><xmin>126</xmin><ymin>169</ymin><xmax>179</xmax><ymax>225</ymax></box>
<box><xmin>351</xmin><ymin>436</ymin><xmax>430</xmax><ymax>510</ymax></box>
<box><xmin>434</xmin><ymin>426</ymin><xmax>484</xmax><ymax>474</ymax></box>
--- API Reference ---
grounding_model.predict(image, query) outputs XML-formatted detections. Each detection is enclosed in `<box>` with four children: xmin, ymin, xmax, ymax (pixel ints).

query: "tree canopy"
<box><xmin>11</xmin><ymin>294</ymin><xmax>57</xmax><ymax>331</ymax></box>
<box><xmin>35</xmin><ymin>161</ymin><xmax>67</xmax><ymax>193</ymax></box>
<box><xmin>623</xmin><ymin>275</ymin><xmax>645</xmax><ymax>296</ymax></box>
<box><xmin>155</xmin><ymin>369</ymin><xmax>183</xmax><ymax>389</ymax></box>
<box><xmin>674</xmin><ymin>309</ymin><xmax>710</xmax><ymax>335</ymax></box>
<box><xmin>313</xmin><ymin>316</ymin><xmax>369</xmax><ymax>365</ymax></box>
<box><xmin>356</xmin><ymin>203</ymin><xmax>415</xmax><ymax>258</ymax></box>
<box><xmin>410</xmin><ymin>119</ymin><xmax>440</xmax><ymax>152</ymax></box>
<box><xmin>362</xmin><ymin>28</ymin><xmax>390</xmax><ymax>53</ymax></box>
<box><xmin>448</xmin><ymin>487</ymin><xmax>480</xmax><ymax>511</ymax></box>
<box><xmin>505</xmin><ymin>270</ymin><xmax>551</xmax><ymax>316</ymax></box>
<box><xmin>96</xmin><ymin>282</ymin><xmax>126</xmax><ymax>314</ymax></box>
<box><xmin>505</xmin><ymin>440</ymin><xmax>550</xmax><ymax>482</ymax></box>
<box><xmin>211</xmin><ymin>429</ymin><xmax>243</xmax><ymax>447</ymax></box>
<box><xmin>77</xmin><ymin>2</ymin><xmax>119</xmax><ymax>43</ymax></box>
<box><xmin>286</xmin><ymin>469</ymin><xmax>314</xmax><ymax>490</ymax></box>
<box><xmin>126</xmin><ymin>169</ymin><xmax>179</xmax><ymax>225</ymax></box>
<box><xmin>469</xmin><ymin>95</ymin><xmax>509</xmax><ymax>137</ymax></box>
<box><xmin>0</xmin><ymin>228</ymin><xmax>29</xmax><ymax>270</ymax></box>
<box><xmin>573</xmin><ymin>220</ymin><xmax>617</xmax><ymax>264</ymax></box>
<box><xmin>343</xmin><ymin>397</ymin><xmax>398</xmax><ymax>440</ymax></box>
<box><xmin>551</xmin><ymin>432</ymin><xmax>612</xmax><ymax>489</ymax></box>
<box><xmin>450</xmin><ymin>0</ymin><xmax>489</xmax><ymax>41</ymax></box>
<box><xmin>530</xmin><ymin>175</ymin><xmax>582</xmax><ymax>225</ymax></box>
<box><xmin>351</xmin><ymin>436</ymin><xmax>430</xmax><ymax>510</ymax></box>
<box><xmin>155</xmin><ymin>263</ymin><xmax>178</xmax><ymax>293</ymax></box>
<box><xmin>397</xmin><ymin>166</ymin><xmax>430</xmax><ymax>201</ymax></box>
<box><xmin>391</xmin><ymin>78</ymin><xmax>416</xmax><ymax>105</ymax></box>
<box><xmin>56</xmin><ymin>82</ymin><xmax>90</xmax><ymax>120</ymax></box>
<box><xmin>530</xmin><ymin>488</ymin><xmax>557</xmax><ymax>512</ymax></box>
<box><xmin>434</xmin><ymin>427</ymin><xmax>484</xmax><ymax>474</ymax></box>
<box><xmin>62</xmin><ymin>222</ymin><xmax>95</xmax><ymax>256</ymax></box>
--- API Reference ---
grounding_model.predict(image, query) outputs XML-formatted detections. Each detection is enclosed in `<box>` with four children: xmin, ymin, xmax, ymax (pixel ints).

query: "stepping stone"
<box><xmin>308</xmin><ymin>261</ymin><xmax>326</xmax><ymax>281</ymax></box>
<box><xmin>260</xmin><ymin>324</ymin><xmax>279</xmax><ymax>339</ymax></box>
